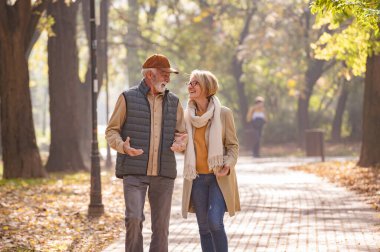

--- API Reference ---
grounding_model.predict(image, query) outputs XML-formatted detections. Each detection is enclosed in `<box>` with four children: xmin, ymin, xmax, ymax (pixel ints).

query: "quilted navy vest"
<box><xmin>115</xmin><ymin>80</ymin><xmax>178</xmax><ymax>179</ymax></box>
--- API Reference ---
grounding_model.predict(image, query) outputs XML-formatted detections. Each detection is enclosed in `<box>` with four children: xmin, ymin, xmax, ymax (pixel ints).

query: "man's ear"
<box><xmin>147</xmin><ymin>70</ymin><xmax>155</xmax><ymax>80</ymax></box>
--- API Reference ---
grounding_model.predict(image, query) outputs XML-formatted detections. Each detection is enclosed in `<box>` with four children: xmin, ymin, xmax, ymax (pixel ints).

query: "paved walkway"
<box><xmin>103</xmin><ymin>156</ymin><xmax>380</xmax><ymax>252</ymax></box>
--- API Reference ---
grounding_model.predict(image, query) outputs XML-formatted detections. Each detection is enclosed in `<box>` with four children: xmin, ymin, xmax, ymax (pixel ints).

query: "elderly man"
<box><xmin>106</xmin><ymin>54</ymin><xmax>187</xmax><ymax>252</ymax></box>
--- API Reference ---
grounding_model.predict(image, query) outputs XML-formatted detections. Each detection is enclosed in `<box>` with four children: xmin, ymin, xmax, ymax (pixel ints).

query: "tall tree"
<box><xmin>99</xmin><ymin>0</ymin><xmax>111</xmax><ymax>168</ymax></box>
<box><xmin>297</xmin><ymin>5</ymin><xmax>335</xmax><ymax>147</ymax></box>
<box><xmin>0</xmin><ymin>117</ymin><xmax>2</xmax><ymax>158</ymax></box>
<box><xmin>46</xmin><ymin>0</ymin><xmax>86</xmax><ymax>172</ymax></box>
<box><xmin>46</xmin><ymin>0</ymin><xmax>110</xmax><ymax>171</ymax></box>
<box><xmin>331</xmin><ymin>76</ymin><xmax>349</xmax><ymax>141</ymax></box>
<box><xmin>125</xmin><ymin>0</ymin><xmax>141</xmax><ymax>86</ymax></box>
<box><xmin>297</xmin><ymin>58</ymin><xmax>325</xmax><ymax>146</ymax></box>
<box><xmin>312</xmin><ymin>0</ymin><xmax>380</xmax><ymax>167</ymax></box>
<box><xmin>231</xmin><ymin>6</ymin><xmax>256</xmax><ymax>145</ymax></box>
<box><xmin>347</xmin><ymin>78</ymin><xmax>363</xmax><ymax>140</ymax></box>
<box><xmin>358</xmin><ymin>52</ymin><xmax>380</xmax><ymax>166</ymax></box>
<box><xmin>78</xmin><ymin>0</ymin><xmax>109</xmax><ymax>165</ymax></box>
<box><xmin>0</xmin><ymin>0</ymin><xmax>48</xmax><ymax>178</ymax></box>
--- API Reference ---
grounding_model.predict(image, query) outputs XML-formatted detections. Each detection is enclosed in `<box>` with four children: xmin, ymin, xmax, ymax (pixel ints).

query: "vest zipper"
<box><xmin>144</xmin><ymin>95</ymin><xmax>151</xmax><ymax>175</ymax></box>
<box><xmin>157</xmin><ymin>93</ymin><xmax>167</xmax><ymax>176</ymax></box>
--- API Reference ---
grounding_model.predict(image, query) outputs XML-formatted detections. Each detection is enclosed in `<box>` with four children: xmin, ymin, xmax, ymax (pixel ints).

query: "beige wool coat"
<box><xmin>182</xmin><ymin>106</ymin><xmax>240</xmax><ymax>218</ymax></box>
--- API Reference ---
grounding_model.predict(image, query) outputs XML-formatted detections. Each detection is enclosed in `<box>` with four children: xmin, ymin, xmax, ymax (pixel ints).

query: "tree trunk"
<box><xmin>42</xmin><ymin>87</ymin><xmax>48</xmax><ymax>136</ymax></box>
<box><xmin>77</xmin><ymin>2</ymin><xmax>92</xmax><ymax>166</ymax></box>
<box><xmin>126</xmin><ymin>0</ymin><xmax>141</xmax><ymax>86</ymax></box>
<box><xmin>0</xmin><ymin>0</ymin><xmax>47</xmax><ymax>178</ymax></box>
<box><xmin>231</xmin><ymin>8</ymin><xmax>256</xmax><ymax>149</ymax></box>
<box><xmin>98</xmin><ymin>0</ymin><xmax>109</xmax><ymax>91</ymax></box>
<box><xmin>76</xmin><ymin>0</ymin><xmax>110</xmax><ymax>166</ymax></box>
<box><xmin>232</xmin><ymin>57</ymin><xmax>248</xmax><ymax>129</ymax></box>
<box><xmin>297</xmin><ymin>6</ymin><xmax>333</xmax><ymax>148</ymax></box>
<box><xmin>358</xmin><ymin>53</ymin><xmax>380</xmax><ymax>167</ymax></box>
<box><xmin>0</xmin><ymin>75</ymin><xmax>1</xmax><ymax>158</ymax></box>
<box><xmin>46</xmin><ymin>0</ymin><xmax>87</xmax><ymax>172</ymax></box>
<box><xmin>347</xmin><ymin>78</ymin><xmax>363</xmax><ymax>141</ymax></box>
<box><xmin>0</xmin><ymin>44</ymin><xmax>45</xmax><ymax>178</ymax></box>
<box><xmin>99</xmin><ymin>0</ymin><xmax>112</xmax><ymax>168</ymax></box>
<box><xmin>297</xmin><ymin>59</ymin><xmax>325</xmax><ymax>147</ymax></box>
<box><xmin>331</xmin><ymin>78</ymin><xmax>349</xmax><ymax>142</ymax></box>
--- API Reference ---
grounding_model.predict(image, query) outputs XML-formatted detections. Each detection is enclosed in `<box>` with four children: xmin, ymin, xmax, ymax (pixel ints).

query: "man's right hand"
<box><xmin>123</xmin><ymin>137</ymin><xmax>144</xmax><ymax>156</ymax></box>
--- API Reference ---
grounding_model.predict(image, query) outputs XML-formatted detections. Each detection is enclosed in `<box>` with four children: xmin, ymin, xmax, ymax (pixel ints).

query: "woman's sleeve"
<box><xmin>224</xmin><ymin>108</ymin><xmax>239</xmax><ymax>168</ymax></box>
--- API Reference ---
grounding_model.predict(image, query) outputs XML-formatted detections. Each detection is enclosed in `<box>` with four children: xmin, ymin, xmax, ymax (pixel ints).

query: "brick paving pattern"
<box><xmin>103</xmin><ymin>157</ymin><xmax>380</xmax><ymax>252</ymax></box>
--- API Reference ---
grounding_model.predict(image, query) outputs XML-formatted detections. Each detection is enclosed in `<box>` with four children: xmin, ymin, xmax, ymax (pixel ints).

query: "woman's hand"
<box><xmin>123</xmin><ymin>137</ymin><xmax>144</xmax><ymax>156</ymax></box>
<box><xmin>170</xmin><ymin>133</ymin><xmax>188</xmax><ymax>152</ymax></box>
<box><xmin>215</xmin><ymin>165</ymin><xmax>230</xmax><ymax>177</ymax></box>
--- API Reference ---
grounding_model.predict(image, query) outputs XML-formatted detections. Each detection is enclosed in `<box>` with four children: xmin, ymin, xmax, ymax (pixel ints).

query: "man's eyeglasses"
<box><xmin>186</xmin><ymin>81</ymin><xmax>200</xmax><ymax>87</ymax></box>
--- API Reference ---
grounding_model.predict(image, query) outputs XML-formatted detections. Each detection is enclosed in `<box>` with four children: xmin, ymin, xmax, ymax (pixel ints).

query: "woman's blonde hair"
<box><xmin>190</xmin><ymin>69</ymin><xmax>219</xmax><ymax>98</ymax></box>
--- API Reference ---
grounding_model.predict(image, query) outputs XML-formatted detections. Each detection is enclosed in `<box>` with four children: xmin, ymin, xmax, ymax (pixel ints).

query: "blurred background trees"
<box><xmin>0</xmin><ymin>0</ymin><xmax>378</xmax><ymax>178</ymax></box>
<box><xmin>311</xmin><ymin>0</ymin><xmax>380</xmax><ymax>166</ymax></box>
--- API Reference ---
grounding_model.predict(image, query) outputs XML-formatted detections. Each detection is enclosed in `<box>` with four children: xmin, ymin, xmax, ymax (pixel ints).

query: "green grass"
<box><xmin>0</xmin><ymin>171</ymin><xmax>90</xmax><ymax>188</ymax></box>
<box><xmin>0</xmin><ymin>176</ymin><xmax>55</xmax><ymax>187</ymax></box>
<box><xmin>2</xmin><ymin>248</ymin><xmax>34</xmax><ymax>252</ymax></box>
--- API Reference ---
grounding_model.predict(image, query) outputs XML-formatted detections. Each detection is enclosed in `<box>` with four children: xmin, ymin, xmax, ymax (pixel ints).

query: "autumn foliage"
<box><xmin>292</xmin><ymin>161</ymin><xmax>380</xmax><ymax>211</ymax></box>
<box><xmin>0</xmin><ymin>171</ymin><xmax>124</xmax><ymax>251</ymax></box>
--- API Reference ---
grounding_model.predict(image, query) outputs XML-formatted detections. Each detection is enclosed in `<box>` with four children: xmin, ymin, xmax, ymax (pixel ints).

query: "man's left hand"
<box><xmin>170</xmin><ymin>133</ymin><xmax>188</xmax><ymax>152</ymax></box>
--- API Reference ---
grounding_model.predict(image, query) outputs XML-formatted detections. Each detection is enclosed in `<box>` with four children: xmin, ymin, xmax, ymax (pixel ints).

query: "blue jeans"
<box><xmin>191</xmin><ymin>174</ymin><xmax>228</xmax><ymax>252</ymax></box>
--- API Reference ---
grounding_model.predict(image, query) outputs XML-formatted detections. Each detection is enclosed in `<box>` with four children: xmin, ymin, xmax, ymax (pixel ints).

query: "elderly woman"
<box><xmin>182</xmin><ymin>70</ymin><xmax>240</xmax><ymax>252</ymax></box>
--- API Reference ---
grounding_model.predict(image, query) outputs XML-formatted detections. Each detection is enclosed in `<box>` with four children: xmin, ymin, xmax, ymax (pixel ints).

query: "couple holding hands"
<box><xmin>105</xmin><ymin>54</ymin><xmax>240</xmax><ymax>252</ymax></box>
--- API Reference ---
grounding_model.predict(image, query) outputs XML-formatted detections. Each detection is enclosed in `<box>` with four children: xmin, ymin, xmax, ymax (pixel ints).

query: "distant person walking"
<box><xmin>105</xmin><ymin>54</ymin><xmax>187</xmax><ymax>252</ymax></box>
<box><xmin>246</xmin><ymin>96</ymin><xmax>266</xmax><ymax>157</ymax></box>
<box><xmin>181</xmin><ymin>70</ymin><xmax>240</xmax><ymax>252</ymax></box>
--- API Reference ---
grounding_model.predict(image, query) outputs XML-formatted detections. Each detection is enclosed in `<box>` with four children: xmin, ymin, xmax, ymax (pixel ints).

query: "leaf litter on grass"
<box><xmin>0</xmin><ymin>171</ymin><xmax>125</xmax><ymax>252</ymax></box>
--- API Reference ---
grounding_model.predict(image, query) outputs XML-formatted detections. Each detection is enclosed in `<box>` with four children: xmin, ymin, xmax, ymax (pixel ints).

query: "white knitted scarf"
<box><xmin>183</xmin><ymin>96</ymin><xmax>224</xmax><ymax>180</ymax></box>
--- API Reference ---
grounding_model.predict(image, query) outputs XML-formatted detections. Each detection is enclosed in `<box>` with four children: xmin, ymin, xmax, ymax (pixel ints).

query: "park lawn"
<box><xmin>291</xmin><ymin>161</ymin><xmax>380</xmax><ymax>211</ymax></box>
<box><xmin>0</xmin><ymin>170</ymin><xmax>124</xmax><ymax>252</ymax></box>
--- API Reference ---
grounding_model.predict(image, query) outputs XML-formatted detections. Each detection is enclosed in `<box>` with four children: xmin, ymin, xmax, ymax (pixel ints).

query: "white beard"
<box><xmin>153</xmin><ymin>81</ymin><xmax>167</xmax><ymax>93</ymax></box>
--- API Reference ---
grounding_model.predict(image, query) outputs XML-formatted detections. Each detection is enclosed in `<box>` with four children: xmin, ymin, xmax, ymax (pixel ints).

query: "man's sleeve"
<box><xmin>175</xmin><ymin>101</ymin><xmax>186</xmax><ymax>133</ymax></box>
<box><xmin>105</xmin><ymin>94</ymin><xmax>127</xmax><ymax>154</ymax></box>
<box><xmin>174</xmin><ymin>101</ymin><xmax>188</xmax><ymax>148</ymax></box>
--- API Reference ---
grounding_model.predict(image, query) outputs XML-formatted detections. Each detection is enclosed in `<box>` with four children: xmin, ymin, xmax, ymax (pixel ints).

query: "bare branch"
<box><xmin>238</xmin><ymin>6</ymin><xmax>257</xmax><ymax>45</ymax></box>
